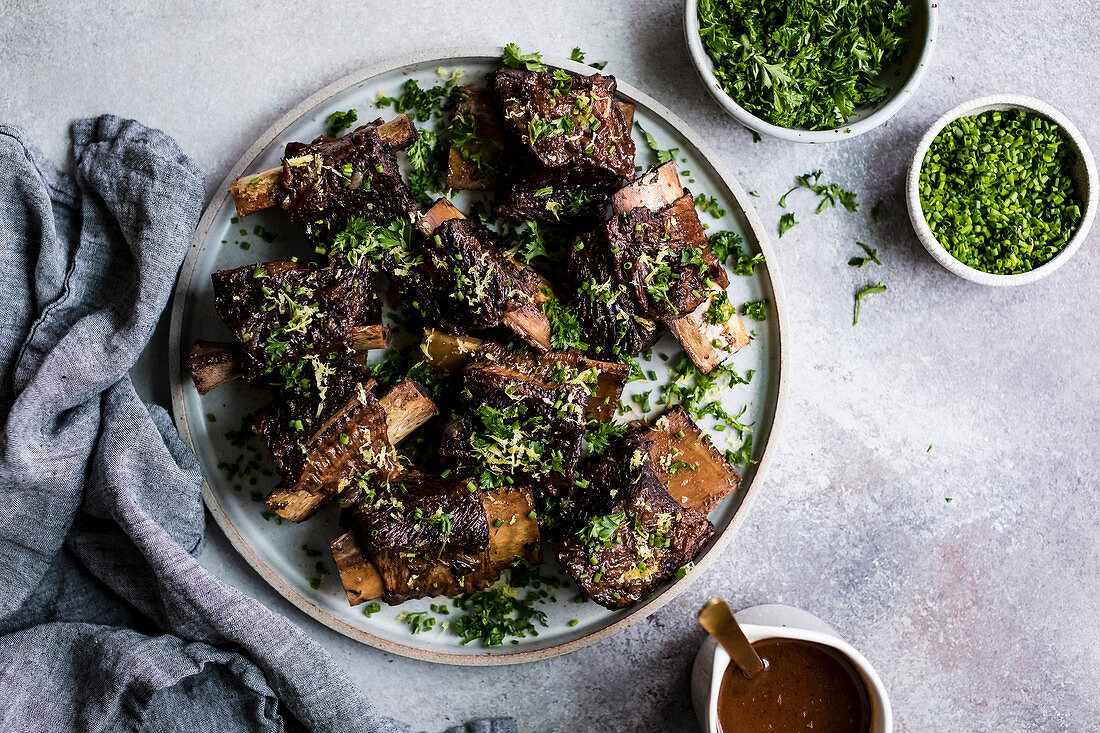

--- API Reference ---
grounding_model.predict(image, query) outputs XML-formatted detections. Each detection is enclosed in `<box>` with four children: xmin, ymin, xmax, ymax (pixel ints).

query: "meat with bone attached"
<box><xmin>565</xmin><ymin>163</ymin><xmax>734</xmax><ymax>360</ymax></box>
<box><xmin>279</xmin><ymin>121</ymin><xmax>419</xmax><ymax>238</ymax></box>
<box><xmin>341</xmin><ymin>473</ymin><xmax>540</xmax><ymax>604</ymax></box>
<box><xmin>437</xmin><ymin>352</ymin><xmax>592</xmax><ymax>498</ymax></box>
<box><xmin>211</xmin><ymin>260</ymin><xmax>378</xmax><ymax>383</ymax></box>
<box><xmin>555</xmin><ymin>428</ymin><xmax>714</xmax><ymax>609</ymax></box>
<box><xmin>418</xmin><ymin>328</ymin><xmax>629</xmax><ymax>423</ymax></box>
<box><xmin>491</xmin><ymin>68</ymin><xmax>635</xmax><ymax>225</ymax></box>
<box><xmin>390</xmin><ymin>199</ymin><xmax>549</xmax><ymax>349</ymax></box>
<box><xmin>262</xmin><ymin>377</ymin><xmax>438</xmax><ymax>522</ymax></box>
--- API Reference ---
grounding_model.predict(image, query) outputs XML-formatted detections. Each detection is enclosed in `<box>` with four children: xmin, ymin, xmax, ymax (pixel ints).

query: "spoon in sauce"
<box><xmin>697</xmin><ymin>598</ymin><xmax>765</xmax><ymax>679</ymax></box>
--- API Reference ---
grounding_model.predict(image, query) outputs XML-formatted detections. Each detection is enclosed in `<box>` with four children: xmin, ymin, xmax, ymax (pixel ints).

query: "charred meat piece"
<box><xmin>591</xmin><ymin>164</ymin><xmax>727</xmax><ymax>321</ymax></box>
<box><xmin>437</xmin><ymin>354</ymin><xmax>592</xmax><ymax>497</ymax></box>
<box><xmin>391</xmin><ymin>199</ymin><xmax>551</xmax><ymax>349</ymax></box>
<box><xmin>280</xmin><ymin>121</ymin><xmax>419</xmax><ymax>238</ymax></box>
<box><xmin>210</xmin><ymin>260</ymin><xmax>378</xmax><ymax>383</ymax></box>
<box><xmin>186</xmin><ymin>325</ymin><xmax>390</xmax><ymax>395</ymax></box>
<box><xmin>618</xmin><ymin>163</ymin><xmax>749</xmax><ymax>372</ymax></box>
<box><xmin>566</xmin><ymin>163</ymin><xmax>745</xmax><ymax>362</ymax></box>
<box><xmin>418</xmin><ymin>328</ymin><xmax>628</xmax><ymax>423</ymax></box>
<box><xmin>491</xmin><ymin>68</ymin><xmax>635</xmax><ymax>225</ymax></box>
<box><xmin>229</xmin><ymin>116</ymin><xmax>416</xmax><ymax>219</ymax></box>
<box><xmin>644</xmin><ymin>406</ymin><xmax>741</xmax><ymax>515</ymax></box>
<box><xmin>565</xmin><ymin>227</ymin><xmax>660</xmax><ymax>360</ymax></box>
<box><xmin>555</xmin><ymin>430</ymin><xmax>713</xmax><ymax>609</ymax></box>
<box><xmin>493</xmin><ymin>165</ymin><xmax>615</xmax><ymax>228</ymax></box>
<box><xmin>447</xmin><ymin>86</ymin><xmax>505</xmax><ymax>190</ymax></box>
<box><xmin>337</xmin><ymin>475</ymin><xmax>540</xmax><ymax>604</ymax></box>
<box><xmin>262</xmin><ymin>377</ymin><xmax>438</xmax><ymax>522</ymax></box>
<box><xmin>493</xmin><ymin>68</ymin><xmax>635</xmax><ymax>179</ymax></box>
<box><xmin>448</xmin><ymin>86</ymin><xmax>636</xmax><ymax>197</ymax></box>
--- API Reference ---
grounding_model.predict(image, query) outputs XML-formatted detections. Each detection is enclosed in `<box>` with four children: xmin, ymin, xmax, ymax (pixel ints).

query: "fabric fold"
<box><xmin>0</xmin><ymin>117</ymin><xmax>514</xmax><ymax>733</ymax></box>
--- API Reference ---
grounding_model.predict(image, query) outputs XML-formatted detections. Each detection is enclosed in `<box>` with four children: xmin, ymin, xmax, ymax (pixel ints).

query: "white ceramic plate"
<box><xmin>169</xmin><ymin>48</ymin><xmax>787</xmax><ymax>665</ymax></box>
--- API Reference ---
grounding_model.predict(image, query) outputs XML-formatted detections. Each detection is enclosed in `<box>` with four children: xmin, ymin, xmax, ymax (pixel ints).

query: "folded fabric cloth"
<box><xmin>0</xmin><ymin>116</ymin><xmax>514</xmax><ymax>733</ymax></box>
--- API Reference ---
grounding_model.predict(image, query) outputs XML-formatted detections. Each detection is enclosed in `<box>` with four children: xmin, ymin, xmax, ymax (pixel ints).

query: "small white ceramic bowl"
<box><xmin>683</xmin><ymin>0</ymin><xmax>938</xmax><ymax>143</ymax></box>
<box><xmin>691</xmin><ymin>604</ymin><xmax>892</xmax><ymax>733</ymax></box>
<box><xmin>906</xmin><ymin>94</ymin><xmax>1098</xmax><ymax>286</ymax></box>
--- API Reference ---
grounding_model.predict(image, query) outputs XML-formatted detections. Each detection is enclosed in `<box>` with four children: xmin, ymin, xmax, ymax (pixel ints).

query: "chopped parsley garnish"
<box><xmin>796</xmin><ymin>170</ymin><xmax>859</xmax><ymax>213</ymax></box>
<box><xmin>778</xmin><ymin>212</ymin><xmax>798</xmax><ymax>237</ymax></box>
<box><xmin>710</xmin><ymin>230</ymin><xmax>764</xmax><ymax>276</ymax></box>
<box><xmin>697</xmin><ymin>0</ymin><xmax>913</xmax><ymax>130</ymax></box>
<box><xmin>848</xmin><ymin>242</ymin><xmax>881</xmax><ymax>267</ymax></box>
<box><xmin>570</xmin><ymin>46</ymin><xmax>608</xmax><ymax>70</ymax></box>
<box><xmin>577</xmin><ymin>511</ymin><xmax>626</xmax><ymax>548</ymax></box>
<box><xmin>452</xmin><ymin>579</ymin><xmax>549</xmax><ymax>646</ymax></box>
<box><xmin>741</xmin><ymin>299</ymin><xmax>767</xmax><ymax>321</ymax></box>
<box><xmin>376</xmin><ymin>77</ymin><xmax>458</xmax><ymax>122</ymax></box>
<box><xmin>635</xmin><ymin>122</ymin><xmax>678</xmax><ymax>165</ymax></box>
<box><xmin>325</xmin><ymin>108</ymin><xmax>358</xmax><ymax>137</ymax></box>
<box><xmin>705</xmin><ymin>290</ymin><xmax>736</xmax><ymax>325</ymax></box>
<box><xmin>542</xmin><ymin>297</ymin><xmax>584</xmax><ymax>351</ymax></box>
<box><xmin>503</xmin><ymin>43</ymin><xmax>548</xmax><ymax>72</ymax></box>
<box><xmin>405</xmin><ymin>128</ymin><xmax>449</xmax><ymax>206</ymax></box>
<box><xmin>583</xmin><ymin>419</ymin><xmax>629</xmax><ymax>455</ymax></box>
<box><xmin>853</xmin><ymin>282</ymin><xmax>887</xmax><ymax>325</ymax></box>
<box><xmin>363</xmin><ymin>602</ymin><xmax>382</xmax><ymax>618</ymax></box>
<box><xmin>695</xmin><ymin>194</ymin><xmax>726</xmax><ymax>219</ymax></box>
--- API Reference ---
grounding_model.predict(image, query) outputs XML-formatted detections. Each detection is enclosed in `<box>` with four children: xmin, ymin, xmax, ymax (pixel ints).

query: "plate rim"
<box><xmin>168</xmin><ymin>45</ymin><xmax>789</xmax><ymax>666</ymax></box>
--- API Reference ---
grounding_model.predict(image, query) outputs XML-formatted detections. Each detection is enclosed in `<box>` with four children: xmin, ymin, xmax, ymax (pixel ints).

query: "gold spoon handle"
<box><xmin>697</xmin><ymin>598</ymin><xmax>766</xmax><ymax>679</ymax></box>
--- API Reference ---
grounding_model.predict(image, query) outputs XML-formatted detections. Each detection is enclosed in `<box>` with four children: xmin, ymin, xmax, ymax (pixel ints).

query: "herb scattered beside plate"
<box><xmin>918</xmin><ymin>108</ymin><xmax>1082</xmax><ymax>275</ymax></box>
<box><xmin>696</xmin><ymin>0</ymin><xmax>912</xmax><ymax>130</ymax></box>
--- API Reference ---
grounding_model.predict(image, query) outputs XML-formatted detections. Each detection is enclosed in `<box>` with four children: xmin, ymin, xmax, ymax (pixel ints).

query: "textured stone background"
<box><xmin>3</xmin><ymin>1</ymin><xmax>1098</xmax><ymax>731</ymax></box>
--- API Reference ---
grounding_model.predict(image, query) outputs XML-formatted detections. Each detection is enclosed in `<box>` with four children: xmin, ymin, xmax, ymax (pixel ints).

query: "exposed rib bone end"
<box><xmin>505</xmin><ymin>303</ymin><xmax>553</xmax><ymax>352</ymax></box>
<box><xmin>331</xmin><ymin>531</ymin><xmax>386</xmax><ymax>606</ymax></box>
<box><xmin>416</xmin><ymin>197</ymin><xmax>465</xmax><ymax>237</ymax></box>
<box><xmin>229</xmin><ymin>114</ymin><xmax>416</xmax><ymax>218</ymax></box>
<box><xmin>612</xmin><ymin>161</ymin><xmax>683</xmax><ymax>214</ymax></box>
<box><xmin>419</xmin><ymin>327</ymin><xmax>486</xmax><ymax>372</ymax></box>
<box><xmin>187</xmin><ymin>341</ymin><xmax>242</xmax><ymax>395</ymax></box>
<box><xmin>349</xmin><ymin>324</ymin><xmax>391</xmax><ymax>351</ymax></box>
<box><xmin>668</xmin><ymin>287</ymin><xmax>751</xmax><ymax>374</ymax></box>
<box><xmin>378</xmin><ymin>377</ymin><xmax>438</xmax><ymax>444</ymax></box>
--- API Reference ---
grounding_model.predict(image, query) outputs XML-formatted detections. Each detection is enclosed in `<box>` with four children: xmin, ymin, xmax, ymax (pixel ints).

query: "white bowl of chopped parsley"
<box><xmin>907</xmin><ymin>95</ymin><xmax>1097</xmax><ymax>286</ymax></box>
<box><xmin>685</xmin><ymin>0</ymin><xmax>938</xmax><ymax>142</ymax></box>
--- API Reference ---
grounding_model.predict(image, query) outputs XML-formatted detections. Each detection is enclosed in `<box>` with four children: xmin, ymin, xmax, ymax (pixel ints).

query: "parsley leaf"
<box><xmin>741</xmin><ymin>299</ymin><xmax>768</xmax><ymax>321</ymax></box>
<box><xmin>325</xmin><ymin>108</ymin><xmax>357</xmax><ymax>137</ymax></box>
<box><xmin>778</xmin><ymin>212</ymin><xmax>798</xmax><ymax>237</ymax></box>
<box><xmin>635</xmin><ymin>122</ymin><xmax>678</xmax><ymax>165</ymax></box>
<box><xmin>853</xmin><ymin>282</ymin><xmax>887</xmax><ymax>325</ymax></box>
<box><xmin>848</xmin><ymin>242</ymin><xmax>881</xmax><ymax>267</ymax></box>
<box><xmin>503</xmin><ymin>43</ymin><xmax>548</xmax><ymax>72</ymax></box>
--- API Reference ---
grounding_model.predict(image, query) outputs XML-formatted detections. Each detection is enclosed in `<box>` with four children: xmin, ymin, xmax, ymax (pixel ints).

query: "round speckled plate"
<box><xmin>169</xmin><ymin>47</ymin><xmax>787</xmax><ymax>665</ymax></box>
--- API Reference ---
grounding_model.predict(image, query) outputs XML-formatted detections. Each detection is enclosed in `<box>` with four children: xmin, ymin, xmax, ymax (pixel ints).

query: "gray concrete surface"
<box><xmin>3</xmin><ymin>1</ymin><xmax>1098</xmax><ymax>731</ymax></box>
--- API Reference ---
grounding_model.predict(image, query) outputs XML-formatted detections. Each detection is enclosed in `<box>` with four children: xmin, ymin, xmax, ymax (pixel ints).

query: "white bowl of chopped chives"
<box><xmin>684</xmin><ymin>0</ymin><xmax>938</xmax><ymax>143</ymax></box>
<box><xmin>906</xmin><ymin>95</ymin><xmax>1097</xmax><ymax>286</ymax></box>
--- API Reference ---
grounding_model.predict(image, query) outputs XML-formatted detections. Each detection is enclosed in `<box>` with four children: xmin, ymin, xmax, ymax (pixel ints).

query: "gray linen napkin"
<box><xmin>0</xmin><ymin>116</ymin><xmax>514</xmax><ymax>733</ymax></box>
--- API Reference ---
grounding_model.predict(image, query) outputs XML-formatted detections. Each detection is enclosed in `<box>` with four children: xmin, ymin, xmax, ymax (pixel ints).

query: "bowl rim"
<box><xmin>682</xmin><ymin>0</ymin><xmax>939</xmax><ymax>143</ymax></box>
<box><xmin>904</xmin><ymin>94</ymin><xmax>1098</xmax><ymax>286</ymax></box>
<box><xmin>705</xmin><ymin>624</ymin><xmax>894</xmax><ymax>733</ymax></box>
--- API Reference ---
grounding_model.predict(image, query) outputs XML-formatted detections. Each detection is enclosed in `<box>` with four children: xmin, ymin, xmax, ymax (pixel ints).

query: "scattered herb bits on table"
<box><xmin>696</xmin><ymin>0</ymin><xmax>913</xmax><ymax>129</ymax></box>
<box><xmin>918</xmin><ymin>108</ymin><xmax>1082</xmax><ymax>275</ymax></box>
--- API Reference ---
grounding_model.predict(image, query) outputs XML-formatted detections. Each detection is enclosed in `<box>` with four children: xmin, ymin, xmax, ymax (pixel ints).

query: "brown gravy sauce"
<box><xmin>717</xmin><ymin>637</ymin><xmax>871</xmax><ymax>733</ymax></box>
